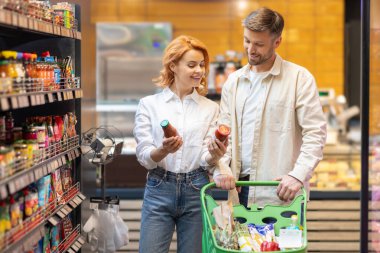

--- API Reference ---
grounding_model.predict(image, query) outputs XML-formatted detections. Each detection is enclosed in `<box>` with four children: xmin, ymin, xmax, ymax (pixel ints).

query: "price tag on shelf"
<box><xmin>74</xmin><ymin>241</ymin><xmax>82</xmax><ymax>249</ymax></box>
<box><xmin>74</xmin><ymin>148</ymin><xmax>80</xmax><ymax>157</ymax></box>
<box><xmin>69</xmin><ymin>200</ymin><xmax>78</xmax><ymax>208</ymax></box>
<box><xmin>47</xmin><ymin>93</ymin><xmax>54</xmax><ymax>103</ymax></box>
<box><xmin>63</xmin><ymin>92</ymin><xmax>68</xmax><ymax>100</ymax></box>
<box><xmin>0</xmin><ymin>10</ymin><xmax>6</xmax><ymax>23</ymax></box>
<box><xmin>23</xmin><ymin>95</ymin><xmax>29</xmax><ymax>107</ymax></box>
<box><xmin>40</xmin><ymin>94</ymin><xmax>46</xmax><ymax>104</ymax></box>
<box><xmin>30</xmin><ymin>94</ymin><xmax>36</xmax><ymax>106</ymax></box>
<box><xmin>73</xmin><ymin>196</ymin><xmax>82</xmax><ymax>206</ymax></box>
<box><xmin>64</xmin><ymin>205</ymin><xmax>73</xmax><ymax>214</ymax></box>
<box><xmin>42</xmin><ymin>165</ymin><xmax>48</xmax><ymax>176</ymax></box>
<box><xmin>77</xmin><ymin>237</ymin><xmax>85</xmax><ymax>245</ymax></box>
<box><xmin>17</xmin><ymin>96</ymin><xmax>27</xmax><ymax>108</ymax></box>
<box><xmin>11</xmin><ymin>12</ymin><xmax>18</xmax><ymax>26</ymax></box>
<box><xmin>1</xmin><ymin>98</ymin><xmax>10</xmax><ymax>111</ymax></box>
<box><xmin>47</xmin><ymin>23</ymin><xmax>53</xmax><ymax>33</ymax></box>
<box><xmin>67</xmin><ymin>152</ymin><xmax>72</xmax><ymax>161</ymax></box>
<box><xmin>61</xmin><ymin>156</ymin><xmax>67</xmax><ymax>164</ymax></box>
<box><xmin>0</xmin><ymin>185</ymin><xmax>7</xmax><ymax>200</ymax></box>
<box><xmin>11</xmin><ymin>96</ymin><xmax>18</xmax><ymax>109</ymax></box>
<box><xmin>57</xmin><ymin>92</ymin><xmax>62</xmax><ymax>101</ymax></box>
<box><xmin>34</xmin><ymin>167</ymin><xmax>44</xmax><ymax>181</ymax></box>
<box><xmin>71</xmin><ymin>243</ymin><xmax>80</xmax><ymax>252</ymax></box>
<box><xmin>47</xmin><ymin>163</ymin><xmax>53</xmax><ymax>173</ymax></box>
<box><xmin>78</xmin><ymin>193</ymin><xmax>86</xmax><ymax>200</ymax></box>
<box><xmin>60</xmin><ymin>207</ymin><xmax>69</xmax><ymax>216</ymax></box>
<box><xmin>56</xmin><ymin>210</ymin><xmax>66</xmax><ymax>219</ymax></box>
<box><xmin>35</xmin><ymin>94</ymin><xmax>41</xmax><ymax>105</ymax></box>
<box><xmin>4</xmin><ymin>10</ymin><xmax>12</xmax><ymax>25</ymax></box>
<box><xmin>48</xmin><ymin>215</ymin><xmax>60</xmax><ymax>226</ymax></box>
<box><xmin>19</xmin><ymin>15</ymin><xmax>28</xmax><ymax>28</ymax></box>
<box><xmin>57</xmin><ymin>157</ymin><xmax>62</xmax><ymax>167</ymax></box>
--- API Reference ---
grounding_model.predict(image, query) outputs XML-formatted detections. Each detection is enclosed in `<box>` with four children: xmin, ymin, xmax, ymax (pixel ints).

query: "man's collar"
<box><xmin>239</xmin><ymin>54</ymin><xmax>283</xmax><ymax>79</ymax></box>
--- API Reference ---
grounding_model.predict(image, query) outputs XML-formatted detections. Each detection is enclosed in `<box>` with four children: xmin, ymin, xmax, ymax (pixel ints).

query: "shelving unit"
<box><xmin>0</xmin><ymin>2</ymin><xmax>85</xmax><ymax>252</ymax></box>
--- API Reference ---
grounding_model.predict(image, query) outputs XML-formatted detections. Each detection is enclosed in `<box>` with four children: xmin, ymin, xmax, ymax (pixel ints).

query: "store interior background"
<box><xmin>61</xmin><ymin>0</ymin><xmax>378</xmax><ymax>252</ymax></box>
<box><xmin>71</xmin><ymin>0</ymin><xmax>368</xmax><ymax>193</ymax></box>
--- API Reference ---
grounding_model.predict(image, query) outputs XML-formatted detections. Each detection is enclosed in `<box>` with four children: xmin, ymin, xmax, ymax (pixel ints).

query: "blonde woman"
<box><xmin>133</xmin><ymin>35</ymin><xmax>227</xmax><ymax>253</ymax></box>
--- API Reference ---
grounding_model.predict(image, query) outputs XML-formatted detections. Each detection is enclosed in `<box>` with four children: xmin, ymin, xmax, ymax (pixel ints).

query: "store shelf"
<box><xmin>0</xmin><ymin>9</ymin><xmax>81</xmax><ymax>40</ymax></box>
<box><xmin>55</xmin><ymin>224</ymin><xmax>85</xmax><ymax>253</ymax></box>
<box><xmin>0</xmin><ymin>78</ymin><xmax>82</xmax><ymax>111</ymax></box>
<box><xmin>0</xmin><ymin>135</ymin><xmax>80</xmax><ymax>200</ymax></box>
<box><xmin>0</xmin><ymin>182</ymin><xmax>85</xmax><ymax>253</ymax></box>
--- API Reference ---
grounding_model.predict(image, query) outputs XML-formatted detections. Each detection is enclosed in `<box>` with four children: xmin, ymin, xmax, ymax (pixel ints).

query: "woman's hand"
<box><xmin>150</xmin><ymin>136</ymin><xmax>183</xmax><ymax>162</ymax></box>
<box><xmin>206</xmin><ymin>138</ymin><xmax>228</xmax><ymax>165</ymax></box>
<box><xmin>162</xmin><ymin>136</ymin><xmax>183</xmax><ymax>153</ymax></box>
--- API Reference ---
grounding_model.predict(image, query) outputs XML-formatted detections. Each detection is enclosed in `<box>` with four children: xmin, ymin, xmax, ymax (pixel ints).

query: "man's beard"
<box><xmin>247</xmin><ymin>51</ymin><xmax>274</xmax><ymax>66</ymax></box>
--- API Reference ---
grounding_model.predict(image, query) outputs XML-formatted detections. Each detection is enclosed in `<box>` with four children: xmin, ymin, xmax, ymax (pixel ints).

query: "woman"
<box><xmin>133</xmin><ymin>35</ymin><xmax>227</xmax><ymax>253</ymax></box>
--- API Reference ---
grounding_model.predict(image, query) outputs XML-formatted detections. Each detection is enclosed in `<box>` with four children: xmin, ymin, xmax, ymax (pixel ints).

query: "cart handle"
<box><xmin>201</xmin><ymin>181</ymin><xmax>307</xmax><ymax>198</ymax></box>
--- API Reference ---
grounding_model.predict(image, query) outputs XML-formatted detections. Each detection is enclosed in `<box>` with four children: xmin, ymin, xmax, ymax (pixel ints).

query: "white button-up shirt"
<box><xmin>238</xmin><ymin>71</ymin><xmax>268</xmax><ymax>176</ymax></box>
<box><xmin>134</xmin><ymin>87</ymin><xmax>219</xmax><ymax>173</ymax></box>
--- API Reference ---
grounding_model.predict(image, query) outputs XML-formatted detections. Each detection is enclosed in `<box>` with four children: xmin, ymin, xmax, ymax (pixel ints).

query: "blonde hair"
<box><xmin>243</xmin><ymin>7</ymin><xmax>284</xmax><ymax>38</ymax></box>
<box><xmin>153</xmin><ymin>35</ymin><xmax>209</xmax><ymax>96</ymax></box>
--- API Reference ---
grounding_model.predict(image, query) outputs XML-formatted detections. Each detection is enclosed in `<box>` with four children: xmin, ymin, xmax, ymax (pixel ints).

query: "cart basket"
<box><xmin>201</xmin><ymin>181</ymin><xmax>307</xmax><ymax>253</ymax></box>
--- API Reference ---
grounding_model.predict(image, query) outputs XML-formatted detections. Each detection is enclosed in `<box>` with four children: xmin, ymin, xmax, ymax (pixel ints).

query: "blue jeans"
<box><xmin>139</xmin><ymin>167</ymin><xmax>210</xmax><ymax>253</ymax></box>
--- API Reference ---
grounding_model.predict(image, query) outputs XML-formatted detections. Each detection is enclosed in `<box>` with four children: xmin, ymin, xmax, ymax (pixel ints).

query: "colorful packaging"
<box><xmin>52</xmin><ymin>169</ymin><xmax>65</xmax><ymax>205</ymax></box>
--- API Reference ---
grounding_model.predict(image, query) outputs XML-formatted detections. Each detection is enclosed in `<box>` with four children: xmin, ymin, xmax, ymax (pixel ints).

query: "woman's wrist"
<box><xmin>150</xmin><ymin>146</ymin><xmax>169</xmax><ymax>162</ymax></box>
<box><xmin>206</xmin><ymin>154</ymin><xmax>218</xmax><ymax>166</ymax></box>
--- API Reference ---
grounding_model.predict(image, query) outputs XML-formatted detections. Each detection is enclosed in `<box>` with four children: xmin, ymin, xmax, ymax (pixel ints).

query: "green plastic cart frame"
<box><xmin>201</xmin><ymin>181</ymin><xmax>307</xmax><ymax>253</ymax></box>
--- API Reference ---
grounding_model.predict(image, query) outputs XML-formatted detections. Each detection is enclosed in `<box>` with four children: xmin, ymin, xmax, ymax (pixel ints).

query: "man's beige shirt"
<box><xmin>215</xmin><ymin>54</ymin><xmax>327</xmax><ymax>206</ymax></box>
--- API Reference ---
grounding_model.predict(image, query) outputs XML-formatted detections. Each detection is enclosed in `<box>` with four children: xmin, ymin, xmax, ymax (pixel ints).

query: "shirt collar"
<box><xmin>163</xmin><ymin>87</ymin><xmax>201</xmax><ymax>104</ymax></box>
<box><xmin>239</xmin><ymin>53</ymin><xmax>283</xmax><ymax>80</ymax></box>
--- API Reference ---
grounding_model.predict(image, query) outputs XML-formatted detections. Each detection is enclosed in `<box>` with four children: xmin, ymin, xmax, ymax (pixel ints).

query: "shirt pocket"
<box><xmin>267</xmin><ymin>102</ymin><xmax>293</xmax><ymax>133</ymax></box>
<box><xmin>186</xmin><ymin>121</ymin><xmax>209</xmax><ymax>147</ymax></box>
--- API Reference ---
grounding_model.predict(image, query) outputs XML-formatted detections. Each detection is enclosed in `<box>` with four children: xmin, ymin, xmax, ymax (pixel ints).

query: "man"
<box><xmin>211</xmin><ymin>7</ymin><xmax>327</xmax><ymax>207</ymax></box>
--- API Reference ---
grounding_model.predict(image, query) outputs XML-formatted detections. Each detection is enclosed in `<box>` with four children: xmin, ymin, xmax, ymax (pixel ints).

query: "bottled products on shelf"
<box><xmin>0</xmin><ymin>0</ymin><xmax>76</xmax><ymax>29</ymax></box>
<box><xmin>0</xmin><ymin>50</ymin><xmax>77</xmax><ymax>94</ymax></box>
<box><xmin>208</xmin><ymin>51</ymin><xmax>244</xmax><ymax>96</ymax></box>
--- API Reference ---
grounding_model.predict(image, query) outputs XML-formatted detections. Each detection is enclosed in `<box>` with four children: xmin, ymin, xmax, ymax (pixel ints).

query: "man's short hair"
<box><xmin>243</xmin><ymin>7</ymin><xmax>284</xmax><ymax>37</ymax></box>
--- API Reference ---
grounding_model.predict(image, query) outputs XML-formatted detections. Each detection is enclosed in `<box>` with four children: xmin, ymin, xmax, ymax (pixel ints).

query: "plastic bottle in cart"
<box><xmin>287</xmin><ymin>215</ymin><xmax>300</xmax><ymax>230</ymax></box>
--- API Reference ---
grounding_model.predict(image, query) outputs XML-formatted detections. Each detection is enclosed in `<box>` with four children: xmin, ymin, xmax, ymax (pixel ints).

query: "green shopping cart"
<box><xmin>200</xmin><ymin>181</ymin><xmax>307</xmax><ymax>253</ymax></box>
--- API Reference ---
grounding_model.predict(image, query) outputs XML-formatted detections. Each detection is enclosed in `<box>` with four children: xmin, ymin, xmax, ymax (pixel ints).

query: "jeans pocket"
<box><xmin>146</xmin><ymin>173</ymin><xmax>164</xmax><ymax>188</ymax></box>
<box><xmin>190</xmin><ymin>172</ymin><xmax>210</xmax><ymax>191</ymax></box>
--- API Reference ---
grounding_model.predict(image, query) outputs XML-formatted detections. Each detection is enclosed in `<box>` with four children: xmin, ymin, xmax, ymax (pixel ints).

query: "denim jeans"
<box><xmin>139</xmin><ymin>167</ymin><xmax>210</xmax><ymax>253</ymax></box>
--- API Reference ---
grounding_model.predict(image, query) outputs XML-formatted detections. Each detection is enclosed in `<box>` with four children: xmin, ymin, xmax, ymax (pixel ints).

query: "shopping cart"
<box><xmin>201</xmin><ymin>181</ymin><xmax>307</xmax><ymax>253</ymax></box>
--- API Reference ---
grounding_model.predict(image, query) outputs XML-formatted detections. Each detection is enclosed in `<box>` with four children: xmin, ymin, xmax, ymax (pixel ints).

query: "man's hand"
<box><xmin>274</xmin><ymin>175</ymin><xmax>303</xmax><ymax>202</ymax></box>
<box><xmin>214</xmin><ymin>174</ymin><xmax>236</xmax><ymax>190</ymax></box>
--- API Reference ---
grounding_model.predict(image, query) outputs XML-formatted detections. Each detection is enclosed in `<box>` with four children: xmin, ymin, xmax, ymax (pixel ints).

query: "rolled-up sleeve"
<box><xmin>213</xmin><ymin>78</ymin><xmax>234</xmax><ymax>178</ymax></box>
<box><xmin>133</xmin><ymin>99</ymin><xmax>157</xmax><ymax>170</ymax></box>
<box><xmin>288</xmin><ymin>71</ymin><xmax>327</xmax><ymax>182</ymax></box>
<box><xmin>199</xmin><ymin>103</ymin><xmax>219</xmax><ymax>168</ymax></box>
